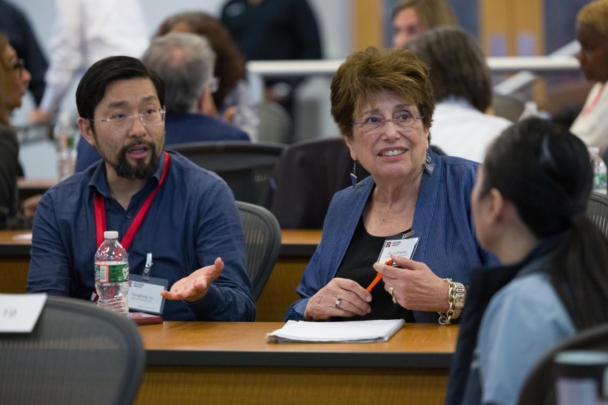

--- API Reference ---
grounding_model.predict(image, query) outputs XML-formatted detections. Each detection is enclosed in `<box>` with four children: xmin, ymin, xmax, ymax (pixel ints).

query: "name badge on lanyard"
<box><xmin>127</xmin><ymin>253</ymin><xmax>168</xmax><ymax>315</ymax></box>
<box><xmin>377</xmin><ymin>230</ymin><xmax>419</xmax><ymax>265</ymax></box>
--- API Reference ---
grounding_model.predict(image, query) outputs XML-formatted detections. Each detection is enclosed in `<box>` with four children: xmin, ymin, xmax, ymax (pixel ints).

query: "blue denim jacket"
<box><xmin>285</xmin><ymin>151</ymin><xmax>498</xmax><ymax>322</ymax></box>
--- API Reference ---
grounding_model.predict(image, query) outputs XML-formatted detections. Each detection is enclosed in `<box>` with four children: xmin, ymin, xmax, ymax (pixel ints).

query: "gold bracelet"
<box><xmin>438</xmin><ymin>278</ymin><xmax>466</xmax><ymax>326</ymax></box>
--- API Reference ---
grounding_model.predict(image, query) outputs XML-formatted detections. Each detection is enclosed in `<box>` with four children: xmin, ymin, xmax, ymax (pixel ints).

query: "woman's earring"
<box><xmin>350</xmin><ymin>161</ymin><xmax>358</xmax><ymax>188</ymax></box>
<box><xmin>426</xmin><ymin>150</ymin><xmax>431</xmax><ymax>163</ymax></box>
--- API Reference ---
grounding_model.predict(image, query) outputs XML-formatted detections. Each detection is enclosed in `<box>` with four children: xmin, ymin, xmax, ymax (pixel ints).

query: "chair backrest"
<box><xmin>586</xmin><ymin>192</ymin><xmax>608</xmax><ymax>238</ymax></box>
<box><xmin>262</xmin><ymin>137</ymin><xmax>371</xmax><ymax>229</ymax></box>
<box><xmin>236</xmin><ymin>201</ymin><xmax>281</xmax><ymax>301</ymax></box>
<box><xmin>518</xmin><ymin>323</ymin><xmax>608</xmax><ymax>405</ymax></box>
<box><xmin>170</xmin><ymin>141</ymin><xmax>285</xmax><ymax>204</ymax></box>
<box><xmin>0</xmin><ymin>296</ymin><xmax>145</xmax><ymax>405</ymax></box>
<box><xmin>256</xmin><ymin>100</ymin><xmax>291</xmax><ymax>144</ymax></box>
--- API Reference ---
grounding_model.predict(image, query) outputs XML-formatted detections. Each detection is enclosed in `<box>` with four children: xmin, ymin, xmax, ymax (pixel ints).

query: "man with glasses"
<box><xmin>26</xmin><ymin>56</ymin><xmax>256</xmax><ymax>322</ymax></box>
<box><xmin>75</xmin><ymin>33</ymin><xmax>249</xmax><ymax>172</ymax></box>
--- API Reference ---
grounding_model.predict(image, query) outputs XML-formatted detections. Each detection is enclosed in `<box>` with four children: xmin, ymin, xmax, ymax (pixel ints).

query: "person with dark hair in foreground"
<box><xmin>27</xmin><ymin>56</ymin><xmax>255</xmax><ymax>322</ymax></box>
<box><xmin>446</xmin><ymin>118</ymin><xmax>608</xmax><ymax>405</ymax></box>
<box><xmin>284</xmin><ymin>47</ymin><xmax>496</xmax><ymax>323</ymax></box>
<box><xmin>405</xmin><ymin>27</ymin><xmax>511</xmax><ymax>162</ymax></box>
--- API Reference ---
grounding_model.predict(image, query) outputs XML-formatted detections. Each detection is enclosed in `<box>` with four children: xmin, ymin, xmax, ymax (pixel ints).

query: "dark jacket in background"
<box><xmin>0</xmin><ymin>0</ymin><xmax>47</xmax><ymax>106</ymax></box>
<box><xmin>0</xmin><ymin>124</ymin><xmax>21</xmax><ymax>229</ymax></box>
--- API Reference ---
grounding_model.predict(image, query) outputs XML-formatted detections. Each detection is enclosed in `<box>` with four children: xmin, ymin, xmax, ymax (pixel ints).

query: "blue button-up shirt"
<box><xmin>27</xmin><ymin>151</ymin><xmax>255</xmax><ymax>321</ymax></box>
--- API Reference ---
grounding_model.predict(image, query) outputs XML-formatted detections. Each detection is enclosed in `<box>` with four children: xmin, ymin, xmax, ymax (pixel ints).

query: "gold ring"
<box><xmin>388</xmin><ymin>287</ymin><xmax>397</xmax><ymax>304</ymax></box>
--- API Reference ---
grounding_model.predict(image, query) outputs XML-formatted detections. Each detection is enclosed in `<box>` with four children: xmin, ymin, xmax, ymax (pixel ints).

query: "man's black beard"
<box><xmin>112</xmin><ymin>141</ymin><xmax>160</xmax><ymax>180</ymax></box>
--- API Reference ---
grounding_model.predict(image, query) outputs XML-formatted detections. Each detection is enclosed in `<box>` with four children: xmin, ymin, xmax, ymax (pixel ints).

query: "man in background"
<box><xmin>392</xmin><ymin>0</ymin><xmax>458</xmax><ymax>48</ymax></box>
<box><xmin>28</xmin><ymin>0</ymin><xmax>148</xmax><ymax>122</ymax></box>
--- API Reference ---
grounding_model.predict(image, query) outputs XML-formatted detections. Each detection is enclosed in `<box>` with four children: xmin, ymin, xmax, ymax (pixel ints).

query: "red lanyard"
<box><xmin>583</xmin><ymin>83</ymin><xmax>605</xmax><ymax>117</ymax></box>
<box><xmin>94</xmin><ymin>151</ymin><xmax>171</xmax><ymax>249</ymax></box>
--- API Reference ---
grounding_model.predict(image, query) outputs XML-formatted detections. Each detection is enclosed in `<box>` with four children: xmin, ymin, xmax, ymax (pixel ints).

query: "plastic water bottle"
<box><xmin>95</xmin><ymin>231</ymin><xmax>129</xmax><ymax>314</ymax></box>
<box><xmin>589</xmin><ymin>147</ymin><xmax>607</xmax><ymax>195</ymax></box>
<box><xmin>55</xmin><ymin>113</ymin><xmax>76</xmax><ymax>181</ymax></box>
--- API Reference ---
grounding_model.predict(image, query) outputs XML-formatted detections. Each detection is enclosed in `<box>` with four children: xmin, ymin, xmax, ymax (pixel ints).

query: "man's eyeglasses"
<box><xmin>352</xmin><ymin>113</ymin><xmax>424</xmax><ymax>135</ymax></box>
<box><xmin>89</xmin><ymin>109</ymin><xmax>166</xmax><ymax>130</ymax></box>
<box><xmin>12</xmin><ymin>59</ymin><xmax>25</xmax><ymax>77</ymax></box>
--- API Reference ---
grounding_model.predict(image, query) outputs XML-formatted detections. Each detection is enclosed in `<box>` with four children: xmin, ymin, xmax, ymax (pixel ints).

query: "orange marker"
<box><xmin>366</xmin><ymin>259</ymin><xmax>393</xmax><ymax>292</ymax></box>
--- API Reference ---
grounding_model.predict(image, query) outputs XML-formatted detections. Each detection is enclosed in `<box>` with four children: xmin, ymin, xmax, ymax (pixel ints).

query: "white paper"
<box><xmin>0</xmin><ymin>293</ymin><xmax>47</xmax><ymax>333</ymax></box>
<box><xmin>266</xmin><ymin>319</ymin><xmax>405</xmax><ymax>343</ymax></box>
<box><xmin>12</xmin><ymin>233</ymin><xmax>32</xmax><ymax>241</ymax></box>
<box><xmin>127</xmin><ymin>281</ymin><xmax>165</xmax><ymax>314</ymax></box>
<box><xmin>377</xmin><ymin>238</ymin><xmax>419</xmax><ymax>264</ymax></box>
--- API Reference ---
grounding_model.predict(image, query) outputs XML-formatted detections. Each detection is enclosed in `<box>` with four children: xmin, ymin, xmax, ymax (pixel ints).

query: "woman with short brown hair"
<box><xmin>285</xmin><ymin>47</ymin><xmax>497</xmax><ymax>323</ymax></box>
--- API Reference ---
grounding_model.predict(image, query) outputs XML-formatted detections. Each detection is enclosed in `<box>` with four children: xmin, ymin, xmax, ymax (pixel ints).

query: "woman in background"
<box><xmin>0</xmin><ymin>34</ymin><xmax>34</xmax><ymax>229</ymax></box>
<box><xmin>392</xmin><ymin>0</ymin><xmax>458</xmax><ymax>48</ymax></box>
<box><xmin>570</xmin><ymin>0</ymin><xmax>608</xmax><ymax>156</ymax></box>
<box><xmin>156</xmin><ymin>12</ymin><xmax>258</xmax><ymax>140</ymax></box>
<box><xmin>447</xmin><ymin>118</ymin><xmax>608</xmax><ymax>405</ymax></box>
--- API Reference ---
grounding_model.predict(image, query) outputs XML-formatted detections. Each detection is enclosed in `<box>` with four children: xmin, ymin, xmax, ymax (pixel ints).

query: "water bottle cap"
<box><xmin>104</xmin><ymin>231</ymin><xmax>119</xmax><ymax>239</ymax></box>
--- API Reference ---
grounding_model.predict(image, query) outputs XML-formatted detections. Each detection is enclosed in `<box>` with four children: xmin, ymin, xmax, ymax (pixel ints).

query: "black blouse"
<box><xmin>334</xmin><ymin>217</ymin><xmax>415</xmax><ymax>322</ymax></box>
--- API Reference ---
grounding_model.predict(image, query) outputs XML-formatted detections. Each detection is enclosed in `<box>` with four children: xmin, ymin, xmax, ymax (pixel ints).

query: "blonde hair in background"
<box><xmin>0</xmin><ymin>34</ymin><xmax>11</xmax><ymax>126</ymax></box>
<box><xmin>577</xmin><ymin>0</ymin><xmax>608</xmax><ymax>37</ymax></box>
<box><xmin>392</xmin><ymin>0</ymin><xmax>459</xmax><ymax>29</ymax></box>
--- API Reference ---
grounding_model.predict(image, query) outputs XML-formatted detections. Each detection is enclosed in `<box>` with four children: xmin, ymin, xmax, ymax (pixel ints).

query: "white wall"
<box><xmin>11</xmin><ymin>0</ymin><xmax>352</xmax><ymax>177</ymax></box>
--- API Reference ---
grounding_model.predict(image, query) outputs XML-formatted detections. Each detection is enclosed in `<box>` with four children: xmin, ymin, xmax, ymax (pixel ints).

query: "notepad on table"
<box><xmin>266</xmin><ymin>319</ymin><xmax>405</xmax><ymax>343</ymax></box>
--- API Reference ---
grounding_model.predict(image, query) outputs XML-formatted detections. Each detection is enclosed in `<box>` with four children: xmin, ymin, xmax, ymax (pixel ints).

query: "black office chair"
<box><xmin>170</xmin><ymin>141</ymin><xmax>285</xmax><ymax>204</ymax></box>
<box><xmin>0</xmin><ymin>296</ymin><xmax>145</xmax><ymax>405</ymax></box>
<box><xmin>236</xmin><ymin>201</ymin><xmax>281</xmax><ymax>301</ymax></box>
<box><xmin>587</xmin><ymin>192</ymin><xmax>608</xmax><ymax>238</ymax></box>
<box><xmin>236</xmin><ymin>202</ymin><xmax>281</xmax><ymax>301</ymax></box>
<box><xmin>518</xmin><ymin>323</ymin><xmax>608</xmax><ymax>405</ymax></box>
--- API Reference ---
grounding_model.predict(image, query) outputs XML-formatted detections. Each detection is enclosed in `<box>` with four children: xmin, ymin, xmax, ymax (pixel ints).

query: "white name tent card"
<box><xmin>266</xmin><ymin>319</ymin><xmax>405</xmax><ymax>343</ymax></box>
<box><xmin>127</xmin><ymin>275</ymin><xmax>167</xmax><ymax>315</ymax></box>
<box><xmin>0</xmin><ymin>293</ymin><xmax>47</xmax><ymax>333</ymax></box>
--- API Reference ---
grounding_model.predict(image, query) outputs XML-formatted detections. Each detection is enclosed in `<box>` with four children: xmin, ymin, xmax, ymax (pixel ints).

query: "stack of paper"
<box><xmin>266</xmin><ymin>319</ymin><xmax>405</xmax><ymax>343</ymax></box>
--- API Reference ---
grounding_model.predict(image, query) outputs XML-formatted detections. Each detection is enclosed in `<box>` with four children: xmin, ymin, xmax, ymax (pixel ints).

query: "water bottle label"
<box><xmin>95</xmin><ymin>263</ymin><xmax>129</xmax><ymax>283</ymax></box>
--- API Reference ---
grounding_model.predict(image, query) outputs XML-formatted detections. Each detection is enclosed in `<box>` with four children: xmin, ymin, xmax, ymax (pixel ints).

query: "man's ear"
<box><xmin>77</xmin><ymin>117</ymin><xmax>96</xmax><ymax>147</ymax></box>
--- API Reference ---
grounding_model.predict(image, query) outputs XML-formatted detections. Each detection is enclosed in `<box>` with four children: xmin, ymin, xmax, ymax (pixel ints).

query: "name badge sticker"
<box><xmin>377</xmin><ymin>237</ymin><xmax>419</xmax><ymax>264</ymax></box>
<box><xmin>128</xmin><ymin>274</ymin><xmax>168</xmax><ymax>315</ymax></box>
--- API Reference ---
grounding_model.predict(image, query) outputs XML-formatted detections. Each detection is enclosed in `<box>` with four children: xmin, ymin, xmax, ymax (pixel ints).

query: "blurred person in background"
<box><xmin>0</xmin><ymin>0</ymin><xmax>47</xmax><ymax>106</ymax></box>
<box><xmin>156</xmin><ymin>12</ymin><xmax>258</xmax><ymax>140</ymax></box>
<box><xmin>75</xmin><ymin>33</ymin><xmax>250</xmax><ymax>172</ymax></box>
<box><xmin>221</xmin><ymin>0</ymin><xmax>322</xmax><ymax>123</ymax></box>
<box><xmin>405</xmin><ymin>27</ymin><xmax>512</xmax><ymax>162</ymax></box>
<box><xmin>0</xmin><ymin>34</ymin><xmax>38</xmax><ymax>229</ymax></box>
<box><xmin>392</xmin><ymin>0</ymin><xmax>458</xmax><ymax>48</ymax></box>
<box><xmin>28</xmin><ymin>0</ymin><xmax>147</xmax><ymax>123</ymax></box>
<box><xmin>569</xmin><ymin>0</ymin><xmax>608</xmax><ymax>156</ymax></box>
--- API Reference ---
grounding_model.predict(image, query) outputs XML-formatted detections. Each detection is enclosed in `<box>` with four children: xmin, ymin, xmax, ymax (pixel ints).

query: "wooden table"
<box><xmin>136</xmin><ymin>322</ymin><xmax>458</xmax><ymax>405</ymax></box>
<box><xmin>17</xmin><ymin>178</ymin><xmax>57</xmax><ymax>200</ymax></box>
<box><xmin>0</xmin><ymin>230</ymin><xmax>321</xmax><ymax>321</ymax></box>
